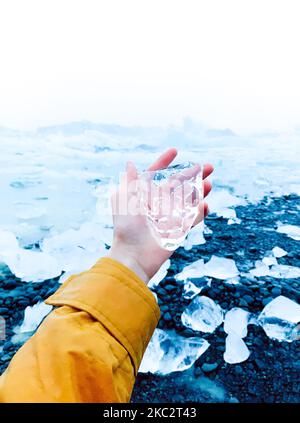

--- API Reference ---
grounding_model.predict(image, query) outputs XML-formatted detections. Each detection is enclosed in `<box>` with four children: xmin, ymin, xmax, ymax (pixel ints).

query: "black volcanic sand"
<box><xmin>0</xmin><ymin>194</ymin><xmax>300</xmax><ymax>403</ymax></box>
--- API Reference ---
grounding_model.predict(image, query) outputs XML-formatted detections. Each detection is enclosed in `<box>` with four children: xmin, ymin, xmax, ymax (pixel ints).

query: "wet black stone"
<box><xmin>262</xmin><ymin>297</ymin><xmax>274</xmax><ymax>306</ymax></box>
<box><xmin>0</xmin><ymin>354</ymin><xmax>11</xmax><ymax>362</ymax></box>
<box><xmin>243</xmin><ymin>295</ymin><xmax>254</xmax><ymax>304</ymax></box>
<box><xmin>271</xmin><ymin>287</ymin><xmax>281</xmax><ymax>296</ymax></box>
<box><xmin>163</xmin><ymin>312</ymin><xmax>172</xmax><ymax>322</ymax></box>
<box><xmin>239</xmin><ymin>299</ymin><xmax>248</xmax><ymax>307</ymax></box>
<box><xmin>201</xmin><ymin>362</ymin><xmax>218</xmax><ymax>373</ymax></box>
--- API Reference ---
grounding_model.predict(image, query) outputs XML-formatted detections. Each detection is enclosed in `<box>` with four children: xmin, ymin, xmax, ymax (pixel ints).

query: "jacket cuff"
<box><xmin>45</xmin><ymin>257</ymin><xmax>160</xmax><ymax>374</ymax></box>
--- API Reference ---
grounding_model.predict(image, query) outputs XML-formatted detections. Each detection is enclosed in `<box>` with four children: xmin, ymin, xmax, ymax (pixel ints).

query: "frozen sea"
<box><xmin>0</xmin><ymin>121</ymin><xmax>300</xmax><ymax>257</ymax></box>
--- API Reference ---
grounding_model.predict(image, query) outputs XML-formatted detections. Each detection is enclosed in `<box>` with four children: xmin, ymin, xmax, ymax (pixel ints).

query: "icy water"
<box><xmin>0</xmin><ymin>122</ymin><xmax>299</xmax><ymax>402</ymax></box>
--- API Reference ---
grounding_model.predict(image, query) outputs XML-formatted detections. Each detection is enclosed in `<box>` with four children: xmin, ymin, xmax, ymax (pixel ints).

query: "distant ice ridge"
<box><xmin>139</xmin><ymin>329</ymin><xmax>210</xmax><ymax>375</ymax></box>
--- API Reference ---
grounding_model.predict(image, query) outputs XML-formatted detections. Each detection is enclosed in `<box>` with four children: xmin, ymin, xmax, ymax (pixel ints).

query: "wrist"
<box><xmin>106</xmin><ymin>243</ymin><xmax>150</xmax><ymax>284</ymax></box>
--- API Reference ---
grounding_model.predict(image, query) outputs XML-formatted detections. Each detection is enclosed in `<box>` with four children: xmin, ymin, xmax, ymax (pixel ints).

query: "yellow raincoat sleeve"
<box><xmin>0</xmin><ymin>257</ymin><xmax>160</xmax><ymax>402</ymax></box>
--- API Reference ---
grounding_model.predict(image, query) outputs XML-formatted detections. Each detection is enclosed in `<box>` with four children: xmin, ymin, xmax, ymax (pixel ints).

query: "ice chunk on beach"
<box><xmin>224</xmin><ymin>276</ymin><xmax>240</xmax><ymax>285</ymax></box>
<box><xmin>139</xmin><ymin>329</ymin><xmax>210</xmax><ymax>375</ymax></box>
<box><xmin>277</xmin><ymin>224</ymin><xmax>300</xmax><ymax>241</ymax></box>
<box><xmin>272</xmin><ymin>246</ymin><xmax>287</xmax><ymax>258</ymax></box>
<box><xmin>182</xmin><ymin>280</ymin><xmax>203</xmax><ymax>299</ymax></box>
<box><xmin>14</xmin><ymin>203</ymin><xmax>47</xmax><ymax>220</ymax></box>
<box><xmin>228</xmin><ymin>217</ymin><xmax>241</xmax><ymax>225</ymax></box>
<box><xmin>183</xmin><ymin>224</ymin><xmax>206</xmax><ymax>250</ymax></box>
<box><xmin>204</xmin><ymin>256</ymin><xmax>239</xmax><ymax>280</ymax></box>
<box><xmin>0</xmin><ymin>229</ymin><xmax>19</xmax><ymax>255</ymax></box>
<box><xmin>176</xmin><ymin>256</ymin><xmax>239</xmax><ymax>282</ymax></box>
<box><xmin>262</xmin><ymin>255</ymin><xmax>278</xmax><ymax>267</ymax></box>
<box><xmin>259</xmin><ymin>296</ymin><xmax>300</xmax><ymax>324</ymax></box>
<box><xmin>41</xmin><ymin>222</ymin><xmax>106</xmax><ymax>275</ymax></box>
<box><xmin>175</xmin><ymin>259</ymin><xmax>205</xmax><ymax>281</ymax></box>
<box><xmin>181</xmin><ymin>296</ymin><xmax>224</xmax><ymax>333</ymax></box>
<box><xmin>258</xmin><ymin>296</ymin><xmax>300</xmax><ymax>342</ymax></box>
<box><xmin>269</xmin><ymin>265</ymin><xmax>300</xmax><ymax>279</ymax></box>
<box><xmin>249</xmin><ymin>260</ymin><xmax>270</xmax><ymax>277</ymax></box>
<box><xmin>2</xmin><ymin>249</ymin><xmax>62</xmax><ymax>282</ymax></box>
<box><xmin>208</xmin><ymin>190</ymin><xmax>245</xmax><ymax>220</ymax></box>
<box><xmin>18</xmin><ymin>302</ymin><xmax>53</xmax><ymax>333</ymax></box>
<box><xmin>148</xmin><ymin>259</ymin><xmax>170</xmax><ymax>289</ymax></box>
<box><xmin>224</xmin><ymin>308</ymin><xmax>250</xmax><ymax>338</ymax></box>
<box><xmin>223</xmin><ymin>334</ymin><xmax>250</xmax><ymax>364</ymax></box>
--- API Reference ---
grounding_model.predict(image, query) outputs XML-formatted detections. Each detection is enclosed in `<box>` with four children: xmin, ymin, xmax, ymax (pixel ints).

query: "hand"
<box><xmin>106</xmin><ymin>148</ymin><xmax>213</xmax><ymax>283</ymax></box>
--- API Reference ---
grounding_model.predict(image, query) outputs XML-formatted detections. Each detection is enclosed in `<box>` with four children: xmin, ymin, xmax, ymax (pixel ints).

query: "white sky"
<box><xmin>0</xmin><ymin>0</ymin><xmax>300</xmax><ymax>132</ymax></box>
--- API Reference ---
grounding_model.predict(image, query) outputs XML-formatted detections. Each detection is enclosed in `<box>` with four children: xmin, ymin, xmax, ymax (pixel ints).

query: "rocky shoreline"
<box><xmin>0</xmin><ymin>194</ymin><xmax>299</xmax><ymax>402</ymax></box>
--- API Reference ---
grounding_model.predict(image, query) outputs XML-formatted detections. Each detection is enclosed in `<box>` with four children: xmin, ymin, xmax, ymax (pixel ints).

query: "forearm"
<box><xmin>0</xmin><ymin>258</ymin><xmax>160</xmax><ymax>402</ymax></box>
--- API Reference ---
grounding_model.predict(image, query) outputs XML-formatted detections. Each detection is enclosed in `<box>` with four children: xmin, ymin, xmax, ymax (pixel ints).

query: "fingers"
<box><xmin>147</xmin><ymin>148</ymin><xmax>178</xmax><ymax>171</ymax></box>
<box><xmin>204</xmin><ymin>202</ymin><xmax>209</xmax><ymax>217</ymax></box>
<box><xmin>203</xmin><ymin>163</ymin><xmax>214</xmax><ymax>179</ymax></box>
<box><xmin>203</xmin><ymin>180</ymin><xmax>212</xmax><ymax>198</ymax></box>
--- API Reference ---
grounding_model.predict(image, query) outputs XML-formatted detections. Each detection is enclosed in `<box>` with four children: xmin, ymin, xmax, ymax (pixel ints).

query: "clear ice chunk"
<box><xmin>249</xmin><ymin>260</ymin><xmax>270</xmax><ymax>277</ymax></box>
<box><xmin>182</xmin><ymin>280</ymin><xmax>203</xmax><ymax>299</ymax></box>
<box><xmin>175</xmin><ymin>259</ymin><xmax>205</xmax><ymax>281</ymax></box>
<box><xmin>41</xmin><ymin>222</ymin><xmax>106</xmax><ymax>274</ymax></box>
<box><xmin>204</xmin><ymin>255</ymin><xmax>239</xmax><ymax>280</ymax></box>
<box><xmin>272</xmin><ymin>246</ymin><xmax>287</xmax><ymax>258</ymax></box>
<box><xmin>181</xmin><ymin>296</ymin><xmax>224</xmax><ymax>333</ymax></box>
<box><xmin>18</xmin><ymin>302</ymin><xmax>53</xmax><ymax>333</ymax></box>
<box><xmin>262</xmin><ymin>255</ymin><xmax>278</xmax><ymax>266</ymax></box>
<box><xmin>2</xmin><ymin>249</ymin><xmax>62</xmax><ymax>282</ymax></box>
<box><xmin>224</xmin><ymin>308</ymin><xmax>250</xmax><ymax>338</ymax></box>
<box><xmin>225</xmin><ymin>276</ymin><xmax>240</xmax><ymax>285</ymax></box>
<box><xmin>269</xmin><ymin>265</ymin><xmax>300</xmax><ymax>279</ymax></box>
<box><xmin>277</xmin><ymin>224</ymin><xmax>300</xmax><ymax>241</ymax></box>
<box><xmin>148</xmin><ymin>259</ymin><xmax>171</xmax><ymax>289</ymax></box>
<box><xmin>223</xmin><ymin>333</ymin><xmax>250</xmax><ymax>364</ymax></box>
<box><xmin>139</xmin><ymin>162</ymin><xmax>203</xmax><ymax>251</ymax></box>
<box><xmin>183</xmin><ymin>223</ymin><xmax>206</xmax><ymax>250</ymax></box>
<box><xmin>258</xmin><ymin>296</ymin><xmax>300</xmax><ymax>342</ymax></box>
<box><xmin>139</xmin><ymin>328</ymin><xmax>210</xmax><ymax>375</ymax></box>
